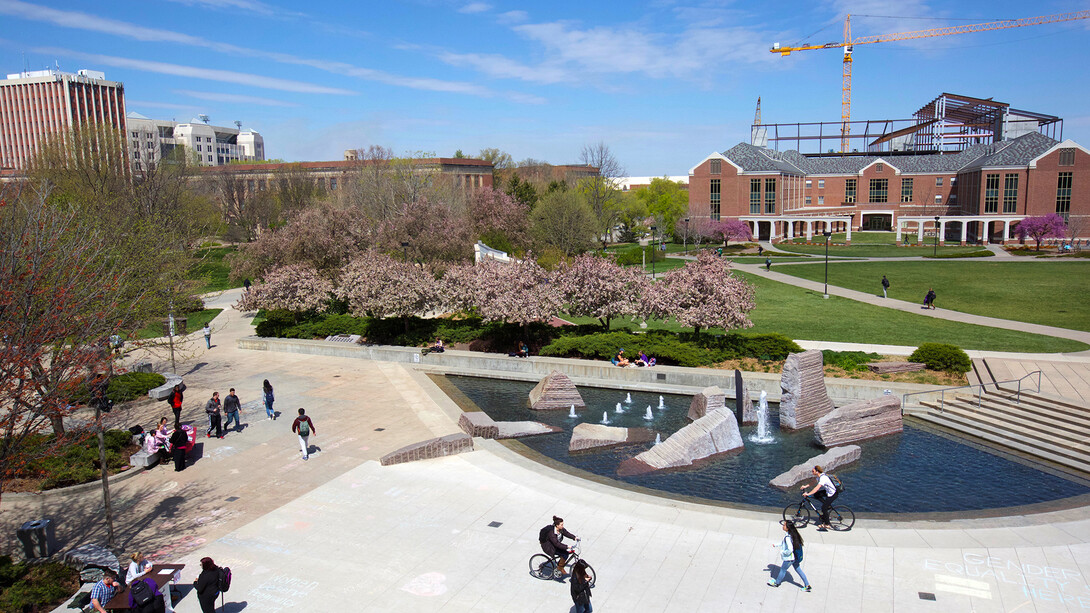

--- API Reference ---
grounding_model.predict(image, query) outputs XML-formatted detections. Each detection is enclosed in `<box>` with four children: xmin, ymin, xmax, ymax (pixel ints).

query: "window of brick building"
<box><xmin>818</xmin><ymin>196</ymin><xmax>825</xmax><ymax>205</ymax></box>
<box><xmin>750</xmin><ymin>179</ymin><xmax>761</xmax><ymax>214</ymax></box>
<box><xmin>818</xmin><ymin>179</ymin><xmax>825</xmax><ymax>189</ymax></box>
<box><xmin>1057</xmin><ymin>172</ymin><xmax>1073</xmax><ymax>220</ymax></box>
<box><xmin>869</xmin><ymin>178</ymin><xmax>888</xmax><ymax>203</ymax></box>
<box><xmin>1003</xmin><ymin>174</ymin><xmax>1018</xmax><ymax>213</ymax></box>
<box><xmin>875</xmin><ymin>163</ymin><xmax>884</xmax><ymax>172</ymax></box>
<box><xmin>1059</xmin><ymin>148</ymin><xmax>1076</xmax><ymax>166</ymax></box>
<box><xmin>710</xmin><ymin>159</ymin><xmax>721</xmax><ymax>175</ymax></box>
<box><xmin>901</xmin><ymin>178</ymin><xmax>913</xmax><ymax>203</ymax></box>
<box><xmin>710</xmin><ymin>179</ymin><xmax>721</xmax><ymax>220</ymax></box>
<box><xmin>984</xmin><ymin>174</ymin><xmax>999</xmax><ymax>213</ymax></box>
<box><xmin>845</xmin><ymin>179</ymin><xmax>856</xmax><ymax>204</ymax></box>
<box><xmin>330</xmin><ymin>177</ymin><xmax>338</xmax><ymax>190</ymax></box>
<box><xmin>805</xmin><ymin>179</ymin><xmax>812</xmax><ymax>188</ymax></box>
<box><xmin>805</xmin><ymin>196</ymin><xmax>812</xmax><ymax>205</ymax></box>
<box><xmin>936</xmin><ymin>177</ymin><xmax>943</xmax><ymax>187</ymax></box>
<box><xmin>935</xmin><ymin>194</ymin><xmax>942</xmax><ymax>203</ymax></box>
<box><xmin>764</xmin><ymin>178</ymin><xmax>776</xmax><ymax>214</ymax></box>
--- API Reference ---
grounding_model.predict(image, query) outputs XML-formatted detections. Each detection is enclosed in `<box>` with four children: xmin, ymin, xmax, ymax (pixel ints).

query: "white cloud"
<box><xmin>161</xmin><ymin>0</ymin><xmax>298</xmax><ymax>18</ymax></box>
<box><xmin>126</xmin><ymin>99</ymin><xmax>201</xmax><ymax>112</ymax></box>
<box><xmin>33</xmin><ymin>47</ymin><xmax>357</xmax><ymax>95</ymax></box>
<box><xmin>497</xmin><ymin>10</ymin><xmax>527</xmax><ymax>24</ymax></box>
<box><xmin>174</xmin><ymin>90</ymin><xmax>299</xmax><ymax>107</ymax></box>
<box><xmin>458</xmin><ymin>2</ymin><xmax>491</xmax><ymax>14</ymax></box>
<box><xmin>2</xmin><ymin>0</ymin><xmax>538</xmax><ymax>102</ymax></box>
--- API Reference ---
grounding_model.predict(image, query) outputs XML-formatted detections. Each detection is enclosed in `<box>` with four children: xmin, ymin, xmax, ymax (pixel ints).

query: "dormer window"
<box><xmin>875</xmin><ymin>163</ymin><xmax>884</xmax><ymax>172</ymax></box>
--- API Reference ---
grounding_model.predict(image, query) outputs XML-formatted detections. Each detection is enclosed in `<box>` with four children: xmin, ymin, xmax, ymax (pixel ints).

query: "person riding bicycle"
<box><xmin>800</xmin><ymin>465</ymin><xmax>838</xmax><ymax>531</ymax></box>
<box><xmin>539</xmin><ymin>515</ymin><xmax>579</xmax><ymax>575</ymax></box>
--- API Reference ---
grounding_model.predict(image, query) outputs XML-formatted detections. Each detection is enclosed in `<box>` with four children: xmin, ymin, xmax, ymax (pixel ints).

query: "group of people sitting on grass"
<box><xmin>612</xmin><ymin>348</ymin><xmax>656</xmax><ymax>368</ymax></box>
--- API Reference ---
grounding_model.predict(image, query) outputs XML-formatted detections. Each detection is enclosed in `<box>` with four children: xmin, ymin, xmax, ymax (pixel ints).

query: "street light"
<box><xmin>649</xmin><ymin>225</ymin><xmax>657</xmax><ymax>279</ymax></box>
<box><xmin>933</xmin><ymin>216</ymin><xmax>940</xmax><ymax>256</ymax></box>
<box><xmin>401</xmin><ymin>241</ymin><xmax>410</xmax><ymax>263</ymax></box>
<box><xmin>683</xmin><ymin>217</ymin><xmax>690</xmax><ymax>253</ymax></box>
<box><xmin>823</xmin><ymin>230</ymin><xmax>832</xmax><ymax>299</ymax></box>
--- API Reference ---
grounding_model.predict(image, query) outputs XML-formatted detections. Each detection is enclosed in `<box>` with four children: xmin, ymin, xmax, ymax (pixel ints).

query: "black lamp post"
<box><xmin>823</xmin><ymin>230</ymin><xmax>832</xmax><ymax>299</ymax></box>
<box><xmin>933</xmin><ymin>216</ymin><xmax>940</xmax><ymax>256</ymax></box>
<box><xmin>401</xmin><ymin>241</ymin><xmax>409</xmax><ymax>263</ymax></box>
<box><xmin>683</xmin><ymin>217</ymin><xmax>690</xmax><ymax>253</ymax></box>
<box><xmin>650</xmin><ymin>225</ymin><xmax>657</xmax><ymax>279</ymax></box>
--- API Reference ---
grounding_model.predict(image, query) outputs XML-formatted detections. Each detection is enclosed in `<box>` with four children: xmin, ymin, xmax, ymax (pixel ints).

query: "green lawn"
<box><xmin>563</xmin><ymin>272</ymin><xmax>1084</xmax><ymax>352</ymax></box>
<box><xmin>773</xmin><ymin>260</ymin><xmax>1090</xmax><ymax>333</ymax></box>
<box><xmin>726</xmin><ymin>257</ymin><xmax>822</xmax><ymax>264</ymax></box>
<box><xmin>190</xmin><ymin>246</ymin><xmax>241</xmax><ymax>293</ymax></box>
<box><xmin>134</xmin><ymin>308</ymin><xmax>223</xmax><ymax>339</ymax></box>
<box><xmin>775</xmin><ymin>243</ymin><xmax>990</xmax><ymax>258</ymax></box>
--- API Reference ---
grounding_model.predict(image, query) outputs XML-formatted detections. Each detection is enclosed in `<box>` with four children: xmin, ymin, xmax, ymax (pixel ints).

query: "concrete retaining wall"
<box><xmin>237</xmin><ymin>336</ymin><xmax>937</xmax><ymax>403</ymax></box>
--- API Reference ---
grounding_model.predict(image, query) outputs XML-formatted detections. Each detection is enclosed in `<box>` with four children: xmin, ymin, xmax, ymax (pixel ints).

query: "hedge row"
<box><xmin>539</xmin><ymin>330</ymin><xmax>803</xmax><ymax>367</ymax></box>
<box><xmin>17</xmin><ymin>430</ymin><xmax>134</xmax><ymax>490</ymax></box>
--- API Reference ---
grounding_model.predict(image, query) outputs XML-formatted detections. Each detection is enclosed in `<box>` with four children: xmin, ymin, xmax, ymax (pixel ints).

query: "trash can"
<box><xmin>17</xmin><ymin>519</ymin><xmax>57</xmax><ymax>559</ymax></box>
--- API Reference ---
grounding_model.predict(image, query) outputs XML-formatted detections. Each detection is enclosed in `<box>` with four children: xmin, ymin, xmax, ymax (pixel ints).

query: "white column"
<box><xmin>786</xmin><ymin>220</ymin><xmax>794</xmax><ymax>239</ymax></box>
<box><xmin>960</xmin><ymin>221</ymin><xmax>968</xmax><ymax>245</ymax></box>
<box><xmin>806</xmin><ymin>220</ymin><xmax>813</xmax><ymax>241</ymax></box>
<box><xmin>917</xmin><ymin>221</ymin><xmax>924</xmax><ymax>244</ymax></box>
<box><xmin>938</xmin><ymin>220</ymin><xmax>945</xmax><ymax>245</ymax></box>
<box><xmin>846</xmin><ymin>220</ymin><xmax>852</xmax><ymax>243</ymax></box>
<box><xmin>1002</xmin><ymin>220</ymin><xmax>1011</xmax><ymax>244</ymax></box>
<box><xmin>896</xmin><ymin>219</ymin><xmax>903</xmax><ymax>244</ymax></box>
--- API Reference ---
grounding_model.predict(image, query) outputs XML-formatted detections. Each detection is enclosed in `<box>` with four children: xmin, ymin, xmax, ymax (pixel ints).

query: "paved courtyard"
<box><xmin>3</xmin><ymin>288</ymin><xmax>1090</xmax><ymax>612</ymax></box>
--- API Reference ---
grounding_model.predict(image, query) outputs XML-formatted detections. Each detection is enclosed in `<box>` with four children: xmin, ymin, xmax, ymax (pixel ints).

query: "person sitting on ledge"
<box><xmin>517</xmin><ymin>341</ymin><xmax>529</xmax><ymax>358</ymax></box>
<box><xmin>422</xmin><ymin>337</ymin><xmax>444</xmax><ymax>355</ymax></box>
<box><xmin>635</xmin><ymin>350</ymin><xmax>654</xmax><ymax>367</ymax></box>
<box><xmin>615</xmin><ymin>349</ymin><xmax>630</xmax><ymax>367</ymax></box>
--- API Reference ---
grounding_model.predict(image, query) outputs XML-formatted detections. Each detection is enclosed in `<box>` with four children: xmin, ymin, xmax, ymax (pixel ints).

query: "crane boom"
<box><xmin>770</xmin><ymin>11</ymin><xmax>1090</xmax><ymax>152</ymax></box>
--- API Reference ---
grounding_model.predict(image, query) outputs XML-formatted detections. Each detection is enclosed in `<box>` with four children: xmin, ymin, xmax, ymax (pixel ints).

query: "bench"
<box><xmin>866</xmin><ymin>362</ymin><xmax>927</xmax><ymax>374</ymax></box>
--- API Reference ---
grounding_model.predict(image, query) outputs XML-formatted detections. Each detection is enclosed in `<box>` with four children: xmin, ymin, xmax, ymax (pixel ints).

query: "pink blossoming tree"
<box><xmin>235</xmin><ymin>263</ymin><xmax>333</xmax><ymax>312</ymax></box>
<box><xmin>440</xmin><ymin>258</ymin><xmax>560</xmax><ymax>327</ymax></box>
<box><xmin>469</xmin><ymin>186</ymin><xmax>531</xmax><ymax>253</ymax></box>
<box><xmin>1015</xmin><ymin>214</ymin><xmax>1067</xmax><ymax>251</ymax></box>
<box><xmin>556</xmin><ymin>254</ymin><xmax>649</xmax><ymax>329</ymax></box>
<box><xmin>337</xmin><ymin>251</ymin><xmax>437</xmax><ymax>319</ymax></box>
<box><xmin>648</xmin><ymin>250</ymin><xmax>756</xmax><ymax>335</ymax></box>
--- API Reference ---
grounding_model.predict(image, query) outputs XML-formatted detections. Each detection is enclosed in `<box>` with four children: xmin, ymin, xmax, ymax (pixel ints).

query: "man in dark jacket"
<box><xmin>222</xmin><ymin>388</ymin><xmax>241</xmax><ymax>433</ymax></box>
<box><xmin>292</xmin><ymin>408</ymin><xmax>316</xmax><ymax>460</ymax></box>
<box><xmin>205</xmin><ymin>392</ymin><xmax>222</xmax><ymax>438</ymax></box>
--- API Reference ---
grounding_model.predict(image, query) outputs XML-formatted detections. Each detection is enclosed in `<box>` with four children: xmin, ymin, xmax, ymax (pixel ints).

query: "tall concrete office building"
<box><xmin>0</xmin><ymin>68</ymin><xmax>126</xmax><ymax>170</ymax></box>
<box><xmin>126</xmin><ymin>113</ymin><xmax>265</xmax><ymax>168</ymax></box>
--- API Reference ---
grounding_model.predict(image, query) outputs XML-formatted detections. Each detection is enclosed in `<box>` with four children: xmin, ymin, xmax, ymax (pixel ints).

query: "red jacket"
<box><xmin>292</xmin><ymin>416</ymin><xmax>315</xmax><ymax>435</ymax></box>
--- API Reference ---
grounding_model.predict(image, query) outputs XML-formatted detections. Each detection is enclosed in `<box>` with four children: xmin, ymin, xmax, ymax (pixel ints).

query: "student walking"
<box><xmin>223</xmin><ymin>388</ymin><xmax>241</xmax><ymax>433</ymax></box>
<box><xmin>881</xmin><ymin>275</ymin><xmax>890</xmax><ymax>298</ymax></box>
<box><xmin>923</xmin><ymin>288</ymin><xmax>937</xmax><ymax>310</ymax></box>
<box><xmin>570</xmin><ymin>559</ymin><xmax>594</xmax><ymax>612</ymax></box>
<box><xmin>263</xmin><ymin>380</ymin><xmax>275</xmax><ymax>420</ymax></box>
<box><xmin>765</xmin><ymin>256</ymin><xmax>772</xmax><ymax>271</ymax></box>
<box><xmin>166</xmin><ymin>384</ymin><xmax>185</xmax><ymax>425</ymax></box>
<box><xmin>205</xmin><ymin>392</ymin><xmax>223</xmax><ymax>439</ymax></box>
<box><xmin>169</xmin><ymin>422</ymin><xmax>188</xmax><ymax>472</ymax></box>
<box><xmin>768</xmin><ymin>520</ymin><xmax>811</xmax><ymax>591</ymax></box>
<box><xmin>202</xmin><ymin>323</ymin><xmax>212</xmax><ymax>349</ymax></box>
<box><xmin>292</xmin><ymin>408</ymin><xmax>316</xmax><ymax>460</ymax></box>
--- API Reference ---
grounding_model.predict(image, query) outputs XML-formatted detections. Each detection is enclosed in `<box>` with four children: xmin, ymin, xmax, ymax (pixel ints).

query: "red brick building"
<box><xmin>689</xmin><ymin>133</ymin><xmax>1088</xmax><ymax>244</ymax></box>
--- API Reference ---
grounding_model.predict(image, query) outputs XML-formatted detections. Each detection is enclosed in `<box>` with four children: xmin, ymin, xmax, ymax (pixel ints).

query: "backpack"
<box><xmin>218</xmin><ymin>566</ymin><xmax>232</xmax><ymax>592</ymax></box>
<box><xmin>297</xmin><ymin>419</ymin><xmax>310</xmax><ymax>437</ymax></box>
<box><xmin>130</xmin><ymin>579</ymin><xmax>156</xmax><ymax>608</ymax></box>
<box><xmin>538</xmin><ymin>525</ymin><xmax>551</xmax><ymax>545</ymax></box>
<box><xmin>829</xmin><ymin>474</ymin><xmax>844</xmax><ymax>493</ymax></box>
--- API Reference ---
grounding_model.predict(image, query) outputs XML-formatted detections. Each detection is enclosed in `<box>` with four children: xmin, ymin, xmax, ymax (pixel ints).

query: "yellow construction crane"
<box><xmin>771</xmin><ymin>11</ymin><xmax>1090</xmax><ymax>152</ymax></box>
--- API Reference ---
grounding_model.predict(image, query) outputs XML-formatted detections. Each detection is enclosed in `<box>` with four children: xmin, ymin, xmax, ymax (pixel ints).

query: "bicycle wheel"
<box><xmin>584</xmin><ymin>562</ymin><xmax>597</xmax><ymax>588</ymax></box>
<box><xmin>782</xmin><ymin>502</ymin><xmax>812</xmax><ymax>527</ymax></box>
<box><xmin>528</xmin><ymin>554</ymin><xmax>553</xmax><ymax>579</ymax></box>
<box><xmin>829</xmin><ymin>506</ymin><xmax>855</xmax><ymax>531</ymax></box>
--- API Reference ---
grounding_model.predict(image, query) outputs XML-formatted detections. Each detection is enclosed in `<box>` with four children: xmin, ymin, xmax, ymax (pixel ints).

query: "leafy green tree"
<box><xmin>531</xmin><ymin>190</ymin><xmax>596</xmax><ymax>256</ymax></box>
<box><xmin>634</xmin><ymin>177</ymin><xmax>688</xmax><ymax>237</ymax></box>
<box><xmin>505</xmin><ymin>175</ymin><xmax>539</xmax><ymax>208</ymax></box>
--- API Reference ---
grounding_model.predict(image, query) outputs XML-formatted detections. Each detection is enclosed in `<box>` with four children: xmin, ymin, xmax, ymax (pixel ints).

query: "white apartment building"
<box><xmin>126</xmin><ymin>112</ymin><xmax>265</xmax><ymax>168</ymax></box>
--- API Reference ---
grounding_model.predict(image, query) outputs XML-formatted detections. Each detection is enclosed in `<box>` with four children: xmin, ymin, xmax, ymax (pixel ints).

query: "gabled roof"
<box><xmin>720</xmin><ymin>132</ymin><xmax>1059</xmax><ymax>176</ymax></box>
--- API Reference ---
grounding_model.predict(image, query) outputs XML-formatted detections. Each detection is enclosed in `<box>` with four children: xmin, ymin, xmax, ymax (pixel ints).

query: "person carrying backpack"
<box><xmin>128</xmin><ymin>576</ymin><xmax>166</xmax><ymax>613</ymax></box>
<box><xmin>801</xmin><ymin>465</ymin><xmax>839</xmax><ymax>531</ymax></box>
<box><xmin>292</xmin><ymin>408</ymin><xmax>316</xmax><ymax>460</ymax></box>
<box><xmin>768</xmin><ymin>520</ymin><xmax>811</xmax><ymax>591</ymax></box>
<box><xmin>881</xmin><ymin>275</ymin><xmax>890</xmax><ymax>298</ymax></box>
<box><xmin>193</xmin><ymin>557</ymin><xmax>220</xmax><ymax>613</ymax></box>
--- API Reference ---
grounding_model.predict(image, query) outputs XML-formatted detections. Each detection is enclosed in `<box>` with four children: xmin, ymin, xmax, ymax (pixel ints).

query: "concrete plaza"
<box><xmin>4</xmin><ymin>288</ymin><xmax>1090</xmax><ymax>612</ymax></box>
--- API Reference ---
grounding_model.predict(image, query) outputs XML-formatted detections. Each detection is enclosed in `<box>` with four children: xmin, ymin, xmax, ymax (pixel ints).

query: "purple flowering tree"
<box><xmin>556</xmin><ymin>254</ymin><xmax>649</xmax><ymax>329</ymax></box>
<box><xmin>648</xmin><ymin>250</ymin><xmax>756</xmax><ymax>335</ymax></box>
<box><xmin>441</xmin><ymin>258</ymin><xmax>560</xmax><ymax>327</ymax></box>
<box><xmin>1015</xmin><ymin>214</ymin><xmax>1067</xmax><ymax>251</ymax></box>
<box><xmin>719</xmin><ymin>219</ymin><xmax>753</xmax><ymax>245</ymax></box>
<box><xmin>235</xmin><ymin>263</ymin><xmax>333</xmax><ymax>312</ymax></box>
<box><xmin>337</xmin><ymin>251</ymin><xmax>437</xmax><ymax>319</ymax></box>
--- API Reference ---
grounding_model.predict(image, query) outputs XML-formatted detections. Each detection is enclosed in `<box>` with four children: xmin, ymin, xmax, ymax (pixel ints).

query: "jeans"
<box><xmin>775</xmin><ymin>549</ymin><xmax>809</xmax><ymax>586</ymax></box>
<box><xmin>204</xmin><ymin>335</ymin><xmax>211</xmax><ymax>348</ymax></box>
<box><xmin>223</xmin><ymin>411</ymin><xmax>240</xmax><ymax>431</ymax></box>
<box><xmin>574</xmin><ymin>601</ymin><xmax>593</xmax><ymax>613</ymax></box>
<box><xmin>265</xmin><ymin>398</ymin><xmax>274</xmax><ymax>419</ymax></box>
<box><xmin>299</xmin><ymin>434</ymin><xmax>310</xmax><ymax>458</ymax></box>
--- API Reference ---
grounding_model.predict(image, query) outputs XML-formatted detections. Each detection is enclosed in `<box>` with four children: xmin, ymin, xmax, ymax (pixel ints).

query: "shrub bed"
<box><xmin>821</xmin><ymin>350</ymin><xmax>881</xmax><ymax>372</ymax></box>
<box><xmin>909</xmin><ymin>343</ymin><xmax>972</xmax><ymax>373</ymax></box>
<box><xmin>539</xmin><ymin>330</ymin><xmax>802</xmax><ymax>367</ymax></box>
<box><xmin>10</xmin><ymin>430</ymin><xmax>136</xmax><ymax>491</ymax></box>
<box><xmin>0</xmin><ymin>557</ymin><xmax>80</xmax><ymax>612</ymax></box>
<box><xmin>923</xmin><ymin>250</ymin><xmax>993</xmax><ymax>259</ymax></box>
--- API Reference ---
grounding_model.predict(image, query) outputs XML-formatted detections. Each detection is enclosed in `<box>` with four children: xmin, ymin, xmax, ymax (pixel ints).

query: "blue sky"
<box><xmin>2</xmin><ymin>0</ymin><xmax>1089</xmax><ymax>175</ymax></box>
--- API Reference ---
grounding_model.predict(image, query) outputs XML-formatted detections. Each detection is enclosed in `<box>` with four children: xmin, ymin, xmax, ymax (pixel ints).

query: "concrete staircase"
<box><xmin>910</xmin><ymin>388</ymin><xmax>1090</xmax><ymax>475</ymax></box>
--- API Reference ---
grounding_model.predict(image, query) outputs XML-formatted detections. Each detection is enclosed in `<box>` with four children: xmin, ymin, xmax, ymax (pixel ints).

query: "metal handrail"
<box><xmin>901</xmin><ymin>370</ymin><xmax>1041</xmax><ymax>415</ymax></box>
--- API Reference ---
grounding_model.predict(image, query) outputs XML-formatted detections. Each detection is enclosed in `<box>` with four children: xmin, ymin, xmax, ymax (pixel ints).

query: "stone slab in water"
<box><xmin>528</xmin><ymin>371</ymin><xmax>585</xmax><ymax>411</ymax></box>
<box><xmin>779</xmin><ymin>350</ymin><xmax>834</xmax><ymax>430</ymax></box>
<box><xmin>617</xmin><ymin>408</ymin><xmax>743</xmax><ymax>476</ymax></box>
<box><xmin>458</xmin><ymin>412</ymin><xmax>499</xmax><ymax>439</ymax></box>
<box><xmin>814</xmin><ymin>395</ymin><xmax>902</xmax><ymax>447</ymax></box>
<box><xmin>496</xmin><ymin>421</ymin><xmax>563</xmax><ymax>439</ymax></box>
<box><xmin>380</xmin><ymin>433</ymin><xmax>473</xmax><ymax>466</ymax></box>
<box><xmin>768</xmin><ymin>445</ymin><xmax>861</xmax><ymax>491</ymax></box>
<box><xmin>739</xmin><ymin>379</ymin><xmax>757</xmax><ymax>425</ymax></box>
<box><xmin>569</xmin><ymin>423</ymin><xmax>656</xmax><ymax>452</ymax></box>
<box><xmin>687</xmin><ymin>386</ymin><xmax>727</xmax><ymax>421</ymax></box>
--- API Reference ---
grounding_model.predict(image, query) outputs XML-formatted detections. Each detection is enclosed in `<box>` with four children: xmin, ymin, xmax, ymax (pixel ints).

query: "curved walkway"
<box><xmin>2</xmin><ymin>288</ymin><xmax>1088</xmax><ymax>611</ymax></box>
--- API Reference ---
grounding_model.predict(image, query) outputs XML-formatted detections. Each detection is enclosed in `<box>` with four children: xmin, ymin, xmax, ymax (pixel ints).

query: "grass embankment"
<box><xmin>565</xmin><ymin>272</ymin><xmax>1085</xmax><ymax>352</ymax></box>
<box><xmin>774</xmin><ymin>261</ymin><xmax>1090</xmax><ymax>333</ymax></box>
<box><xmin>190</xmin><ymin>245</ymin><xmax>242</xmax><ymax>293</ymax></box>
<box><xmin>134</xmin><ymin>308</ymin><xmax>222</xmax><ymax>339</ymax></box>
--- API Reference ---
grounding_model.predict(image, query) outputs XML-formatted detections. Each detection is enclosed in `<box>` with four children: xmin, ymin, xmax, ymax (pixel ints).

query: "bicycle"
<box><xmin>783</xmin><ymin>494</ymin><xmax>855</xmax><ymax>531</ymax></box>
<box><xmin>529</xmin><ymin>541</ymin><xmax>596</xmax><ymax>586</ymax></box>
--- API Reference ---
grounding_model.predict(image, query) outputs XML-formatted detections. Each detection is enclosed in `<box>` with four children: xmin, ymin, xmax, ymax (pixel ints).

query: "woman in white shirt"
<box><xmin>800</xmin><ymin>465</ymin><xmax>838</xmax><ymax>531</ymax></box>
<box><xmin>127</xmin><ymin>551</ymin><xmax>174</xmax><ymax>612</ymax></box>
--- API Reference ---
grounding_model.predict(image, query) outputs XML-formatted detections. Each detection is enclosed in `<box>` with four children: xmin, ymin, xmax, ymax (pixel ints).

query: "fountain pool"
<box><xmin>443</xmin><ymin>375</ymin><xmax>1090</xmax><ymax>514</ymax></box>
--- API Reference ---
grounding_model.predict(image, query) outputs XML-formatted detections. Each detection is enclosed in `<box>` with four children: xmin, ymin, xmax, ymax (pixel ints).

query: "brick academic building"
<box><xmin>688</xmin><ymin>94</ymin><xmax>1088</xmax><ymax>244</ymax></box>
